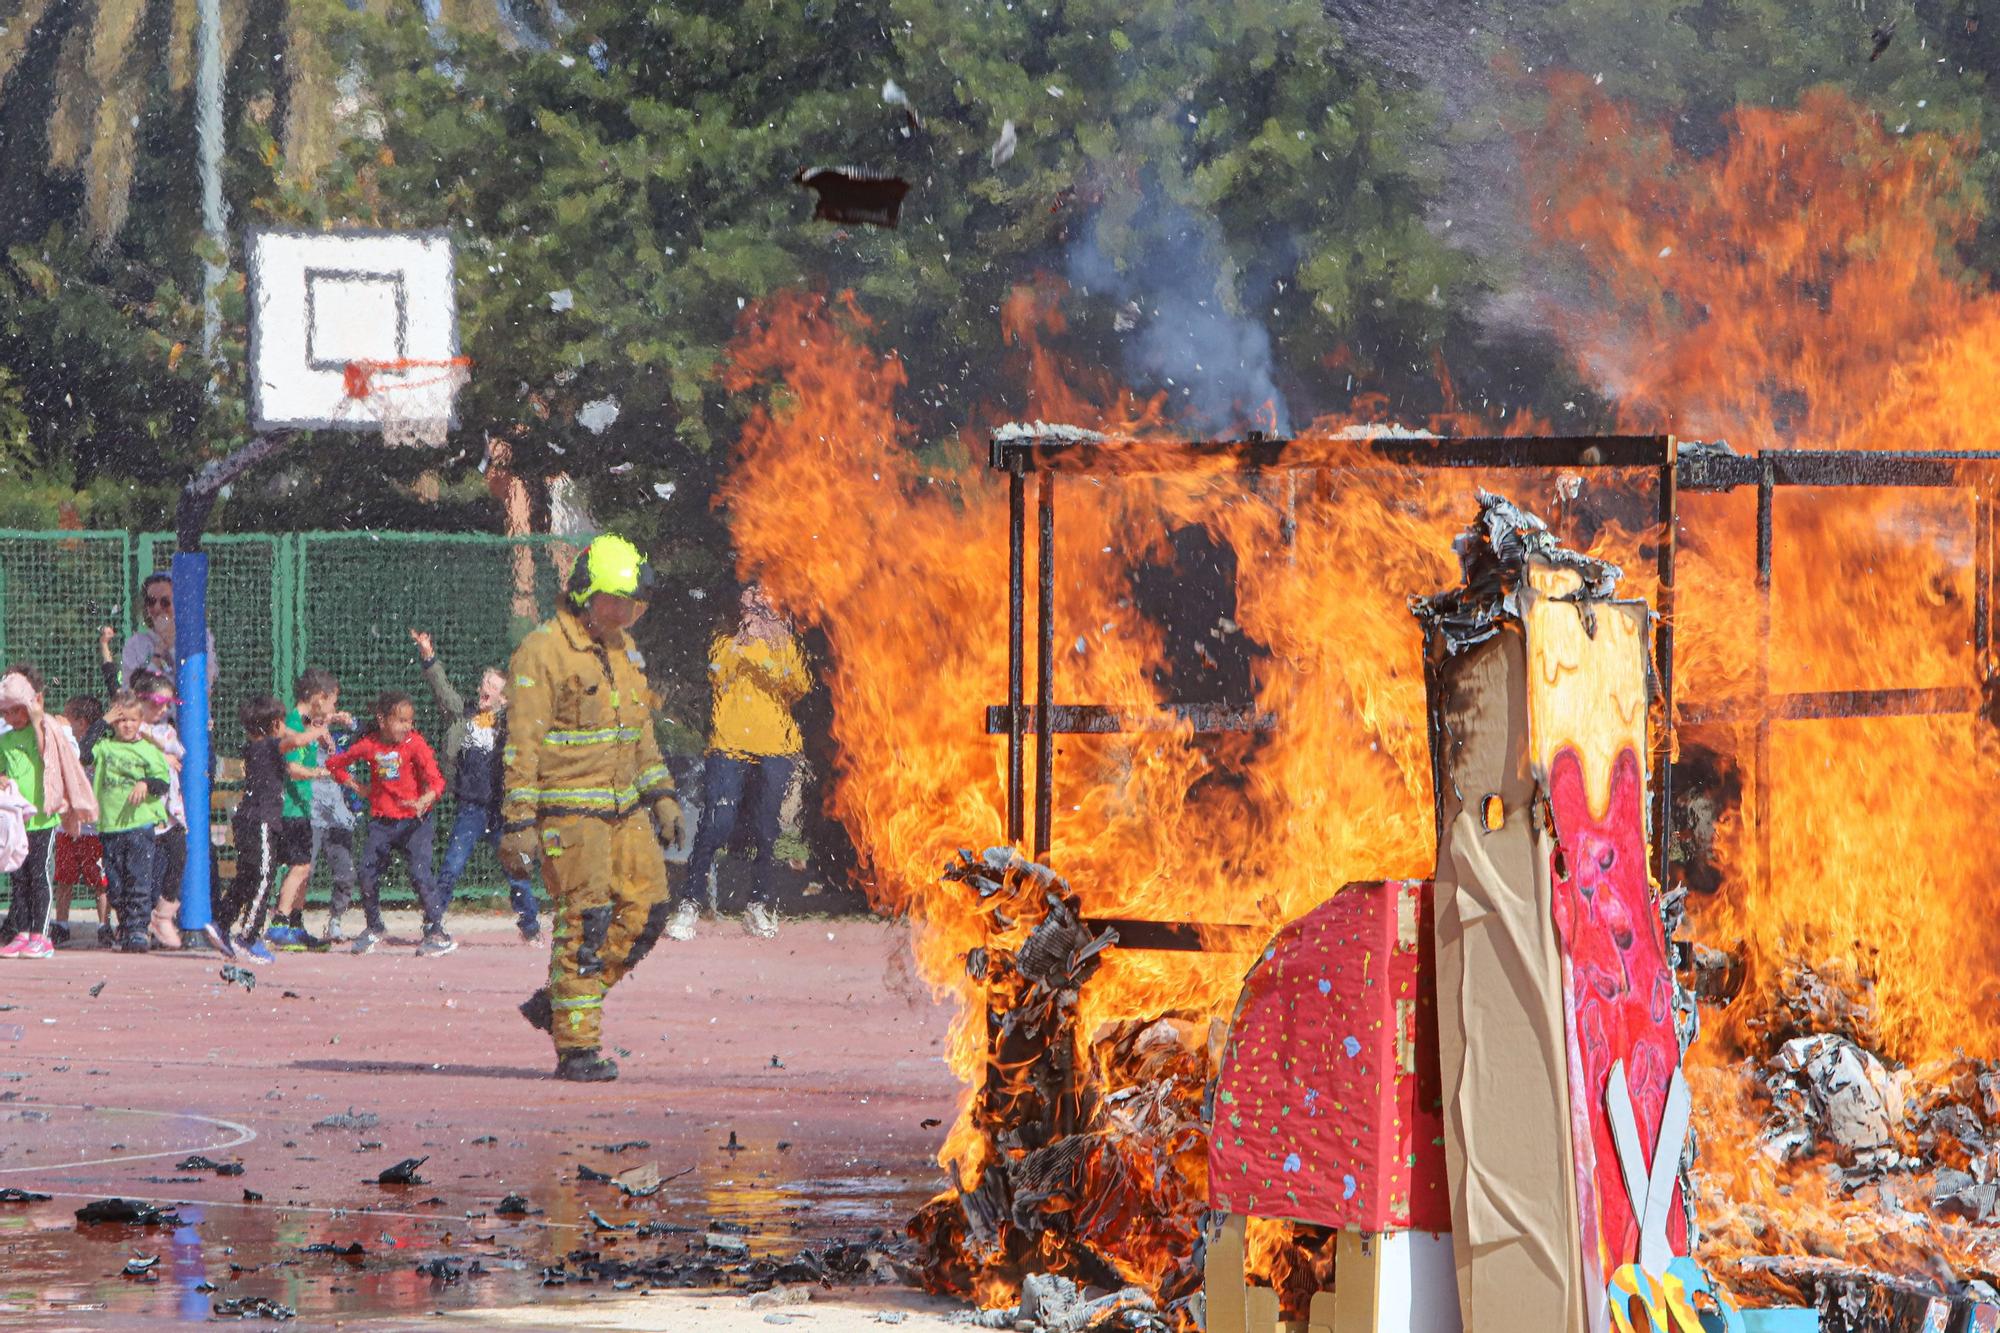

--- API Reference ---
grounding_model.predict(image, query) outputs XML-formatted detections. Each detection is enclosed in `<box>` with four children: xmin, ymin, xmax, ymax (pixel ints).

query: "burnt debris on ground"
<box><xmin>909</xmin><ymin>848</ymin><xmax>1207</xmax><ymax>1332</ymax></box>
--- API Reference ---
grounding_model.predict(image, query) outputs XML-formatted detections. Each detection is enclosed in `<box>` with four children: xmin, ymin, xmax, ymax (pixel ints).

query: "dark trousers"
<box><xmin>218</xmin><ymin>816</ymin><xmax>280</xmax><ymax>939</ymax></box>
<box><xmin>101</xmin><ymin>829</ymin><xmax>158</xmax><ymax>942</ymax></box>
<box><xmin>359</xmin><ymin>814</ymin><xmax>437</xmax><ymax>934</ymax></box>
<box><xmin>683</xmin><ymin>752</ymin><xmax>797</xmax><ymax>908</ymax></box>
<box><xmin>1</xmin><ymin>828</ymin><xmax>56</xmax><ymax>940</ymax></box>
<box><xmin>437</xmin><ymin>802</ymin><xmax>539</xmax><ymax>929</ymax></box>
<box><xmin>152</xmin><ymin>824</ymin><xmax>186</xmax><ymax>906</ymax></box>
<box><xmin>319</xmin><ymin>824</ymin><xmax>359</xmax><ymax>923</ymax></box>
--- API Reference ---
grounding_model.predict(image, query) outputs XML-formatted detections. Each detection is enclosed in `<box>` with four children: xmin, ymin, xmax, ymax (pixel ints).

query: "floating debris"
<box><xmin>793</xmin><ymin>166</ymin><xmax>909</xmax><ymax>229</ymax></box>
<box><xmin>991</xmin><ymin>119</ymin><xmax>1018</xmax><ymax>168</ymax></box>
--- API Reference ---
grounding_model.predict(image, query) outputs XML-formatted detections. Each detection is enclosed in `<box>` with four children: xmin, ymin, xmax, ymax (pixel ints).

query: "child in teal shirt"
<box><xmin>93</xmin><ymin>694</ymin><xmax>173</xmax><ymax>952</ymax></box>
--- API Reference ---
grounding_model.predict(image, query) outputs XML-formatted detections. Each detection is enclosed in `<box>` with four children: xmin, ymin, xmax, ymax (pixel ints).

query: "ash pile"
<box><xmin>1717</xmin><ymin>955</ymin><xmax>2000</xmax><ymax>1328</ymax></box>
<box><xmin>909</xmin><ymin>849</ymin><xmax>1212</xmax><ymax>1333</ymax></box>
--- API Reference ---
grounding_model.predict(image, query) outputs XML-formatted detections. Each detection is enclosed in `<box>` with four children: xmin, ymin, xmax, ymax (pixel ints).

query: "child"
<box><xmin>313</xmin><ymin>709</ymin><xmax>362</xmax><ymax>942</ymax></box>
<box><xmin>0</xmin><ymin>666</ymin><xmax>96</xmax><ymax>959</ymax></box>
<box><xmin>92</xmin><ymin>693</ymin><xmax>173</xmax><ymax>952</ymax></box>
<box><xmin>411</xmin><ymin>628</ymin><xmax>542</xmax><ymax>943</ymax></box>
<box><xmin>127</xmin><ymin>669</ymin><xmax>187</xmax><ymax>949</ymax></box>
<box><xmin>51</xmin><ymin>695</ymin><xmax>109</xmax><ymax>949</ymax></box>
<box><xmin>270</xmin><ymin>668</ymin><xmax>348</xmax><ymax>951</ymax></box>
<box><xmin>214</xmin><ymin>696</ymin><xmax>325</xmax><ymax>961</ymax></box>
<box><xmin>326</xmin><ymin>690</ymin><xmax>445</xmax><ymax>956</ymax></box>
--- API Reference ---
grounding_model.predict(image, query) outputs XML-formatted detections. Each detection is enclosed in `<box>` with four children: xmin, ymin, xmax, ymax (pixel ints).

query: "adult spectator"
<box><xmin>671</xmin><ymin>584</ymin><xmax>810</xmax><ymax>943</ymax></box>
<box><xmin>121</xmin><ymin>573</ymin><xmax>217</xmax><ymax>694</ymax></box>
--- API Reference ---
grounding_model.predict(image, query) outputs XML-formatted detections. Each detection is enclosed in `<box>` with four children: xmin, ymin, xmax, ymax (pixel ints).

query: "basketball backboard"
<box><xmin>247</xmin><ymin>228</ymin><xmax>462</xmax><ymax>442</ymax></box>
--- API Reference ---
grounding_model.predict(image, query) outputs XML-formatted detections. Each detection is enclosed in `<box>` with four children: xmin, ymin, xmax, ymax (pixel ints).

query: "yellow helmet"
<box><xmin>568</xmin><ymin>534</ymin><xmax>657</xmax><ymax>606</ymax></box>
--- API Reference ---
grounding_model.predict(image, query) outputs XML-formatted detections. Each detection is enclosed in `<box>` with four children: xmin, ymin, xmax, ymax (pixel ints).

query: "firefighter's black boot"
<box><xmin>554</xmin><ymin>1048</ymin><xmax>619</xmax><ymax>1083</ymax></box>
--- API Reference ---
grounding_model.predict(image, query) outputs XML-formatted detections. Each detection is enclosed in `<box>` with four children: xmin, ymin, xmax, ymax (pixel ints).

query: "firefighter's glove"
<box><xmin>498</xmin><ymin>822</ymin><xmax>540</xmax><ymax>879</ymax></box>
<box><xmin>650</xmin><ymin>794</ymin><xmax>685</xmax><ymax>851</ymax></box>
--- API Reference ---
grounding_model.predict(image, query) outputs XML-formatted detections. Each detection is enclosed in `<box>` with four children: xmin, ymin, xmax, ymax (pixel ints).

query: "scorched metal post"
<box><xmin>1034</xmin><ymin>471</ymin><xmax>1056</xmax><ymax>860</ymax></box>
<box><xmin>1008</xmin><ymin>462</ymin><xmax>1026</xmax><ymax>847</ymax></box>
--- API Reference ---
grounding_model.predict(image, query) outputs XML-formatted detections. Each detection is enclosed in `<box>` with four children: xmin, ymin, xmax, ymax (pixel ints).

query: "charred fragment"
<box><xmin>793</xmin><ymin>166</ymin><xmax>910</xmax><ymax>228</ymax></box>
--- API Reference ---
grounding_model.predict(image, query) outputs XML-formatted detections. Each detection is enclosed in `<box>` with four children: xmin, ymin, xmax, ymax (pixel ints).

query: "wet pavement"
<box><xmin>0</xmin><ymin>912</ymin><xmax>958</xmax><ymax>1326</ymax></box>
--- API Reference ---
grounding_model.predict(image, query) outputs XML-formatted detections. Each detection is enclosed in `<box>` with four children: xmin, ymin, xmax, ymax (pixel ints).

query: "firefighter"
<box><xmin>502</xmin><ymin>535</ymin><xmax>682</xmax><ymax>1082</ymax></box>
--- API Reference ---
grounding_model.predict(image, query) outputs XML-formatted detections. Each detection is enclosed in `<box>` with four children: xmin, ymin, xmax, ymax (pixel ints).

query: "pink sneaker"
<box><xmin>16</xmin><ymin>934</ymin><xmax>52</xmax><ymax>959</ymax></box>
<box><xmin>0</xmin><ymin>933</ymin><xmax>47</xmax><ymax>959</ymax></box>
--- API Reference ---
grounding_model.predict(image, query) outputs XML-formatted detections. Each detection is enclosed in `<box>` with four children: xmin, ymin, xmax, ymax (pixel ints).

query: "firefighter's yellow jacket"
<box><xmin>503</xmin><ymin>604</ymin><xmax>675</xmax><ymax>825</ymax></box>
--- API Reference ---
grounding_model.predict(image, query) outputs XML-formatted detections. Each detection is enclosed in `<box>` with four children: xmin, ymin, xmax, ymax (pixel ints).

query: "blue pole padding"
<box><xmin>172</xmin><ymin>551</ymin><xmax>213</xmax><ymax>932</ymax></box>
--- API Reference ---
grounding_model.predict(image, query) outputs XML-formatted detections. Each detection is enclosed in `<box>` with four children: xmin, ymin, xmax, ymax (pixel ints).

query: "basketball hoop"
<box><xmin>338</xmin><ymin>356</ymin><xmax>472</xmax><ymax>447</ymax></box>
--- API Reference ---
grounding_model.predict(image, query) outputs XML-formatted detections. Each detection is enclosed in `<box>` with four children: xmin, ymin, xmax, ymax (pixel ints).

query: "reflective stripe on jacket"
<box><xmin>503</xmin><ymin>605</ymin><xmax>674</xmax><ymax>824</ymax></box>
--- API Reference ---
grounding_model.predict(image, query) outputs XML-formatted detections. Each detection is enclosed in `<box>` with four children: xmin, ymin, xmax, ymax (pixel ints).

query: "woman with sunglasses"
<box><xmin>120</xmin><ymin>573</ymin><xmax>218</xmax><ymax>700</ymax></box>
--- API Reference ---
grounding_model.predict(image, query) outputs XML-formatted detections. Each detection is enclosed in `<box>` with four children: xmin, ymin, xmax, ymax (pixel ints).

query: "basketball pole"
<box><xmin>175</xmin><ymin>433</ymin><xmax>293</xmax><ymax>934</ymax></box>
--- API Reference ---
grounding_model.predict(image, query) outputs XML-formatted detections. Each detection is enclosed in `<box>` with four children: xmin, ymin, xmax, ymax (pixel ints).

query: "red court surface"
<box><xmin>0</xmin><ymin>912</ymin><xmax>960</xmax><ymax>1328</ymax></box>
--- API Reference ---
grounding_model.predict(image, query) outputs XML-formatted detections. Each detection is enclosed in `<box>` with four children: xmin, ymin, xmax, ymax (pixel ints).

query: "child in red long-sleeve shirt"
<box><xmin>326</xmin><ymin>691</ymin><xmax>447</xmax><ymax>957</ymax></box>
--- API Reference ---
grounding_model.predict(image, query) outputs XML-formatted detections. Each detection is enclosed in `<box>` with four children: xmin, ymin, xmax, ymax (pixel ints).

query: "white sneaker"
<box><xmin>742</xmin><ymin>902</ymin><xmax>778</xmax><ymax>940</ymax></box>
<box><xmin>665</xmin><ymin>901</ymin><xmax>699</xmax><ymax>942</ymax></box>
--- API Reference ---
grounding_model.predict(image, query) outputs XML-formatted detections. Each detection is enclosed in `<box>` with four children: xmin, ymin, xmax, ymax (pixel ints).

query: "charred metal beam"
<box><xmin>1034</xmin><ymin>471</ymin><xmax>1056</xmax><ymax>860</ymax></box>
<box><xmin>1680</xmin><ymin>449</ymin><xmax>2000</xmax><ymax>491</ymax></box>
<box><xmin>1366</xmin><ymin>435</ymin><xmax>1675</xmax><ymax>470</ymax></box>
<box><xmin>1007</xmin><ymin>463</ymin><xmax>1026</xmax><ymax>845</ymax></box>
<box><xmin>983</xmin><ymin>703</ymin><xmax>1276</xmax><ymax>735</ymax></box>
<box><xmin>1083</xmin><ymin>919</ymin><xmax>1271</xmax><ymax>952</ymax></box>
<box><xmin>1677</xmin><ymin>686</ymin><xmax>1977</xmax><ymax>725</ymax></box>
<box><xmin>987</xmin><ymin>431</ymin><xmax>1677</xmax><ymax>475</ymax></box>
<box><xmin>1655</xmin><ymin>446</ymin><xmax>1678</xmax><ymax>896</ymax></box>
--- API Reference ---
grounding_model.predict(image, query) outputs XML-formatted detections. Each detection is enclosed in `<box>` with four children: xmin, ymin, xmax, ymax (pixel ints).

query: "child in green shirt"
<box><xmin>93</xmin><ymin>693</ymin><xmax>173</xmax><ymax>952</ymax></box>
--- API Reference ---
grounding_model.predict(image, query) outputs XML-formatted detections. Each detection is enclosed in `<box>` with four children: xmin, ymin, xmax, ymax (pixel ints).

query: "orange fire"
<box><xmin>1522</xmin><ymin>78</ymin><xmax>2000</xmax><ymax>1294</ymax></box>
<box><xmin>719</xmin><ymin>77</ymin><xmax>2000</xmax><ymax>1313</ymax></box>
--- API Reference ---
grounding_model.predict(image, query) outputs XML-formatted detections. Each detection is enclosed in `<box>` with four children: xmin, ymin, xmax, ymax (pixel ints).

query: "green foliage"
<box><xmin>0</xmin><ymin>225</ymin><xmax>211</xmax><ymax>504</ymax></box>
<box><xmin>10</xmin><ymin>0</ymin><xmax>1997</xmax><ymax>539</ymax></box>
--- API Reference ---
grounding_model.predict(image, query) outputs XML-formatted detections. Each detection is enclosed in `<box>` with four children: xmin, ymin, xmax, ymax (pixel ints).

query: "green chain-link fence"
<box><xmin>0</xmin><ymin>531</ymin><xmax>131</xmax><ymax>704</ymax></box>
<box><xmin>292</xmin><ymin>532</ymin><xmax>575</xmax><ymax>907</ymax></box>
<box><xmin>0</xmin><ymin>528</ymin><xmax>578</xmax><ymax>911</ymax></box>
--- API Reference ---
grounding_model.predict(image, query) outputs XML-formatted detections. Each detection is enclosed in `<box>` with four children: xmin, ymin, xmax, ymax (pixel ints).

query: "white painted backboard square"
<box><xmin>247</xmin><ymin>229</ymin><xmax>458</xmax><ymax>432</ymax></box>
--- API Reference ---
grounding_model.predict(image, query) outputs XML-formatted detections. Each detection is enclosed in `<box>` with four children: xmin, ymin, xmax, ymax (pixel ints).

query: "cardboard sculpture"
<box><xmin>1415</xmin><ymin>494</ymin><xmax>1734</xmax><ymax>1333</ymax></box>
<box><xmin>1204</xmin><ymin>494</ymin><xmax>1741</xmax><ymax>1333</ymax></box>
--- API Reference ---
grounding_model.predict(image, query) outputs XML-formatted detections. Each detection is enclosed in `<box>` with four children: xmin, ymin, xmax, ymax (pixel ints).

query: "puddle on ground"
<box><xmin>0</xmin><ymin>1138</ymin><xmax>943</xmax><ymax>1322</ymax></box>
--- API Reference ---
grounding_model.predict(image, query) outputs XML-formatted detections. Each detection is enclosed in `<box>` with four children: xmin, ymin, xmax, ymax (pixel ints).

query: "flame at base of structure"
<box><xmin>907</xmin><ymin>851</ymin><xmax>1215</xmax><ymax>1329</ymax></box>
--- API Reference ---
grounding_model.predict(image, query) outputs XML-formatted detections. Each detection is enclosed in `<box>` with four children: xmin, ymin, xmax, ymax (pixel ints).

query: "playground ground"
<box><xmin>0</xmin><ymin>911</ymin><xmax>965</xmax><ymax>1330</ymax></box>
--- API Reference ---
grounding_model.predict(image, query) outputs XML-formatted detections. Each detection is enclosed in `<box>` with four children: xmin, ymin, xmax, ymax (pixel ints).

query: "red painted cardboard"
<box><xmin>1547</xmin><ymin>745</ymin><xmax>1688</xmax><ymax>1285</ymax></box>
<box><xmin>1209</xmin><ymin>879</ymin><xmax>1450</xmax><ymax>1232</ymax></box>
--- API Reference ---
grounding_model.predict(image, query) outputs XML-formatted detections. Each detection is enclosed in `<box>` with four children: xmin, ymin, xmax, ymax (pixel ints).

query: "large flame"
<box><xmin>718</xmin><ymin>78</ymin><xmax>2000</xmax><ymax>1310</ymax></box>
<box><xmin>1519</xmin><ymin>79</ymin><xmax>2000</xmax><ymax>1292</ymax></box>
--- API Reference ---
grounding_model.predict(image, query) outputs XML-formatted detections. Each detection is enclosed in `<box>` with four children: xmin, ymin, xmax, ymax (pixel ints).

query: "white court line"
<box><xmin>0</xmin><ymin>1103</ymin><xmax>256</xmax><ymax>1174</ymax></box>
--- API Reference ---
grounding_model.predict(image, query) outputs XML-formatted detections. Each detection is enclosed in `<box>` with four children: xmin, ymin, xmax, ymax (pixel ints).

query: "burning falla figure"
<box><xmin>914</xmin><ymin>493</ymin><xmax>1744</xmax><ymax>1333</ymax></box>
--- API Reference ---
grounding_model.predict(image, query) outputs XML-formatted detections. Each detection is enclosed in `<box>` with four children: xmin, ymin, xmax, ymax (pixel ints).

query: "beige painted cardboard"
<box><xmin>1428</xmin><ymin>624</ymin><xmax>1589</xmax><ymax>1333</ymax></box>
